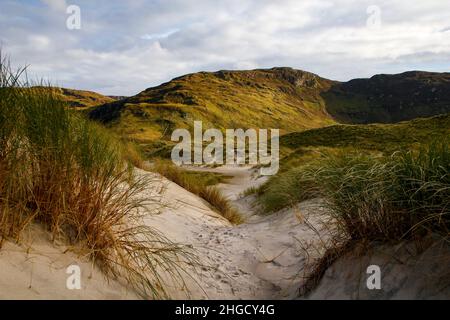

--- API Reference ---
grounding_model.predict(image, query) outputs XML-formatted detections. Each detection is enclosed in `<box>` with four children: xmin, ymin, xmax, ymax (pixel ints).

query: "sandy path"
<box><xmin>141</xmin><ymin>166</ymin><xmax>331</xmax><ymax>299</ymax></box>
<box><xmin>183</xmin><ymin>164</ymin><xmax>268</xmax><ymax>219</ymax></box>
<box><xmin>0</xmin><ymin>165</ymin><xmax>330</xmax><ymax>299</ymax></box>
<box><xmin>148</xmin><ymin>165</ymin><xmax>450</xmax><ymax>300</ymax></box>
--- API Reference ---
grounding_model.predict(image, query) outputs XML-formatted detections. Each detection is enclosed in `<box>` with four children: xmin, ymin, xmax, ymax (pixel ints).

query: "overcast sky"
<box><xmin>1</xmin><ymin>0</ymin><xmax>449</xmax><ymax>95</ymax></box>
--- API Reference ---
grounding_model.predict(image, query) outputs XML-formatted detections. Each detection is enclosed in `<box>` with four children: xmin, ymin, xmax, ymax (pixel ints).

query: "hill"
<box><xmin>32</xmin><ymin>86</ymin><xmax>116</xmax><ymax>109</ymax></box>
<box><xmin>279</xmin><ymin>113</ymin><xmax>450</xmax><ymax>171</ymax></box>
<box><xmin>88</xmin><ymin>68</ymin><xmax>450</xmax><ymax>142</ymax></box>
<box><xmin>88</xmin><ymin>68</ymin><xmax>450</xmax><ymax>149</ymax></box>
<box><xmin>323</xmin><ymin>71</ymin><xmax>450</xmax><ymax>123</ymax></box>
<box><xmin>89</xmin><ymin>68</ymin><xmax>337</xmax><ymax>143</ymax></box>
<box><xmin>282</xmin><ymin>113</ymin><xmax>450</xmax><ymax>152</ymax></box>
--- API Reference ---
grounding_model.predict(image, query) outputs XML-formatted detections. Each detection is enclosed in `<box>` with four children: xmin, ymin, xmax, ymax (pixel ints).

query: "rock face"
<box><xmin>269</xmin><ymin>67</ymin><xmax>322</xmax><ymax>88</ymax></box>
<box><xmin>306</xmin><ymin>240</ymin><xmax>450</xmax><ymax>300</ymax></box>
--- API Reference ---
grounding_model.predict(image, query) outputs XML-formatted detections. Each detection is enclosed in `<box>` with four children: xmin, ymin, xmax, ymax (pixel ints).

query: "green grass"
<box><xmin>281</xmin><ymin>114</ymin><xmax>450</xmax><ymax>153</ymax></box>
<box><xmin>256</xmin><ymin>113</ymin><xmax>450</xmax><ymax>212</ymax></box>
<box><xmin>89</xmin><ymin>68</ymin><xmax>337</xmax><ymax>149</ymax></box>
<box><xmin>317</xmin><ymin>144</ymin><xmax>450</xmax><ymax>241</ymax></box>
<box><xmin>259</xmin><ymin>141</ymin><xmax>450</xmax><ymax>242</ymax></box>
<box><xmin>0</xmin><ymin>53</ymin><xmax>192</xmax><ymax>299</ymax></box>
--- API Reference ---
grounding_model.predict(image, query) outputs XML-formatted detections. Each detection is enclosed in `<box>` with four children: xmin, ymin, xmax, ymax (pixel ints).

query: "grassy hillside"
<box><xmin>87</xmin><ymin>68</ymin><xmax>450</xmax><ymax>160</ymax></box>
<box><xmin>280</xmin><ymin>113</ymin><xmax>450</xmax><ymax>167</ymax></box>
<box><xmin>31</xmin><ymin>86</ymin><xmax>116</xmax><ymax>109</ymax></box>
<box><xmin>255</xmin><ymin>113</ymin><xmax>450</xmax><ymax>212</ymax></box>
<box><xmin>89</xmin><ymin>68</ymin><xmax>337</xmax><ymax>143</ymax></box>
<box><xmin>323</xmin><ymin>71</ymin><xmax>450</xmax><ymax>124</ymax></box>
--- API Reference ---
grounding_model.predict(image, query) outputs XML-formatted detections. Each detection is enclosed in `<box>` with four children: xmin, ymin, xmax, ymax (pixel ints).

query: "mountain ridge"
<box><xmin>89</xmin><ymin>67</ymin><xmax>338</xmax><ymax>143</ymax></box>
<box><xmin>85</xmin><ymin>68</ymin><xmax>450</xmax><ymax>149</ymax></box>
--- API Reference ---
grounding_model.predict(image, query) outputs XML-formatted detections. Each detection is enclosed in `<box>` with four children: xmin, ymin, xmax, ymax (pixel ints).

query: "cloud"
<box><xmin>140</xmin><ymin>28</ymin><xmax>180</xmax><ymax>41</ymax></box>
<box><xmin>0</xmin><ymin>0</ymin><xmax>449</xmax><ymax>95</ymax></box>
<box><xmin>41</xmin><ymin>0</ymin><xmax>67</xmax><ymax>12</ymax></box>
<box><xmin>28</xmin><ymin>35</ymin><xmax>51</xmax><ymax>51</ymax></box>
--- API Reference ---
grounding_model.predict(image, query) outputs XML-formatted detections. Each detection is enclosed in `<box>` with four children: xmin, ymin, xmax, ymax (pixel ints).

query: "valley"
<box><xmin>1</xmin><ymin>63</ymin><xmax>449</xmax><ymax>300</ymax></box>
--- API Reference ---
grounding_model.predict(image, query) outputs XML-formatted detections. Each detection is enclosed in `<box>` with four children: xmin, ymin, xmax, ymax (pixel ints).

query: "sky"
<box><xmin>1</xmin><ymin>0</ymin><xmax>449</xmax><ymax>95</ymax></box>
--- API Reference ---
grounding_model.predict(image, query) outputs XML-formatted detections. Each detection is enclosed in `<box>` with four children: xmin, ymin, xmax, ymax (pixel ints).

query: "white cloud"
<box><xmin>28</xmin><ymin>35</ymin><xmax>51</xmax><ymax>51</ymax></box>
<box><xmin>0</xmin><ymin>0</ymin><xmax>449</xmax><ymax>95</ymax></box>
<box><xmin>41</xmin><ymin>0</ymin><xmax>67</xmax><ymax>12</ymax></box>
<box><xmin>141</xmin><ymin>28</ymin><xmax>180</xmax><ymax>41</ymax></box>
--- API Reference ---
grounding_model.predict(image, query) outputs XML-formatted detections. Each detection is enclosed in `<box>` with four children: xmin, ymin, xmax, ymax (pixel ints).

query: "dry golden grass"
<box><xmin>152</xmin><ymin>160</ymin><xmax>243</xmax><ymax>224</ymax></box>
<box><xmin>0</xmin><ymin>53</ymin><xmax>196</xmax><ymax>298</ymax></box>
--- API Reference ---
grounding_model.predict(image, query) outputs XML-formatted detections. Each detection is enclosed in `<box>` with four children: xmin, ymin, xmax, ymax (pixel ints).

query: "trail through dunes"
<box><xmin>1</xmin><ymin>165</ymin><xmax>448</xmax><ymax>299</ymax></box>
<box><xmin>140</xmin><ymin>166</ymin><xmax>333</xmax><ymax>299</ymax></box>
<box><xmin>0</xmin><ymin>165</ymin><xmax>331</xmax><ymax>299</ymax></box>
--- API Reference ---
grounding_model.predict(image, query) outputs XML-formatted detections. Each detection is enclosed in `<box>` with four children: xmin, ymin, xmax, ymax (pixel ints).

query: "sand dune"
<box><xmin>138</xmin><ymin>166</ymin><xmax>332</xmax><ymax>299</ymax></box>
<box><xmin>0</xmin><ymin>166</ymin><xmax>331</xmax><ymax>299</ymax></box>
<box><xmin>1</xmin><ymin>165</ymin><xmax>447</xmax><ymax>299</ymax></box>
<box><xmin>0</xmin><ymin>227</ymin><xmax>139</xmax><ymax>299</ymax></box>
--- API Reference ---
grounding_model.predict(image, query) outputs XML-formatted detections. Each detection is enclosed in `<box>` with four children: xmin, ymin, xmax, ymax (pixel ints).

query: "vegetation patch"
<box><xmin>0</xmin><ymin>54</ymin><xmax>193</xmax><ymax>299</ymax></box>
<box><xmin>152</xmin><ymin>160</ymin><xmax>243</xmax><ymax>224</ymax></box>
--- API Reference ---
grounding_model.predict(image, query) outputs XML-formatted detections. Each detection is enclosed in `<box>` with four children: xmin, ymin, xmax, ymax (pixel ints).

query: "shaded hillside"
<box><xmin>324</xmin><ymin>71</ymin><xmax>450</xmax><ymax>123</ymax></box>
<box><xmin>255</xmin><ymin>113</ymin><xmax>450</xmax><ymax>213</ymax></box>
<box><xmin>88</xmin><ymin>68</ymin><xmax>450</xmax><ymax>153</ymax></box>
<box><xmin>89</xmin><ymin>67</ymin><xmax>337</xmax><ymax>142</ymax></box>
<box><xmin>279</xmin><ymin>113</ymin><xmax>450</xmax><ymax>171</ymax></box>
<box><xmin>282</xmin><ymin>113</ymin><xmax>450</xmax><ymax>151</ymax></box>
<box><xmin>32</xmin><ymin>86</ymin><xmax>116</xmax><ymax>109</ymax></box>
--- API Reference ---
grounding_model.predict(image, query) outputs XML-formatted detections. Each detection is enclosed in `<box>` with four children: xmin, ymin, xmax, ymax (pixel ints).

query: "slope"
<box><xmin>31</xmin><ymin>86</ymin><xmax>116</xmax><ymax>109</ymax></box>
<box><xmin>323</xmin><ymin>71</ymin><xmax>450</xmax><ymax>123</ymax></box>
<box><xmin>89</xmin><ymin>67</ymin><xmax>337</xmax><ymax>143</ymax></box>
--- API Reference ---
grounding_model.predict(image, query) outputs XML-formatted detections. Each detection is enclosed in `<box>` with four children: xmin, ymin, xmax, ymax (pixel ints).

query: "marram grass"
<box><xmin>259</xmin><ymin>142</ymin><xmax>450</xmax><ymax>242</ymax></box>
<box><xmin>0</xmin><ymin>53</ymin><xmax>196</xmax><ymax>299</ymax></box>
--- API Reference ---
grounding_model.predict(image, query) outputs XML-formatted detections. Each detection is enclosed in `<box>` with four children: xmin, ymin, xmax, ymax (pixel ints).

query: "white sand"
<box><xmin>140</xmin><ymin>166</ymin><xmax>332</xmax><ymax>299</ymax></box>
<box><xmin>2</xmin><ymin>164</ymin><xmax>447</xmax><ymax>300</ymax></box>
<box><xmin>0</xmin><ymin>227</ymin><xmax>139</xmax><ymax>299</ymax></box>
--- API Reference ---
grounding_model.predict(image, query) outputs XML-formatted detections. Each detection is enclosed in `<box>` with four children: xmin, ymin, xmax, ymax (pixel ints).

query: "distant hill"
<box><xmin>279</xmin><ymin>112</ymin><xmax>450</xmax><ymax>172</ymax></box>
<box><xmin>85</xmin><ymin>68</ymin><xmax>450</xmax><ymax>158</ymax></box>
<box><xmin>282</xmin><ymin>113</ymin><xmax>450</xmax><ymax>152</ymax></box>
<box><xmin>89</xmin><ymin>68</ymin><xmax>337</xmax><ymax>142</ymax></box>
<box><xmin>31</xmin><ymin>87</ymin><xmax>116</xmax><ymax>109</ymax></box>
<box><xmin>323</xmin><ymin>71</ymin><xmax>450</xmax><ymax>123</ymax></box>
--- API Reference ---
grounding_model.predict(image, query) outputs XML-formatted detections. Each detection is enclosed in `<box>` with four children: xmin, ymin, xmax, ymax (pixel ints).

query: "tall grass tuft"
<box><xmin>319</xmin><ymin>142</ymin><xmax>450</xmax><ymax>241</ymax></box>
<box><xmin>260</xmin><ymin>141</ymin><xmax>449</xmax><ymax>242</ymax></box>
<box><xmin>0</xmin><ymin>52</ymin><xmax>192</xmax><ymax>298</ymax></box>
